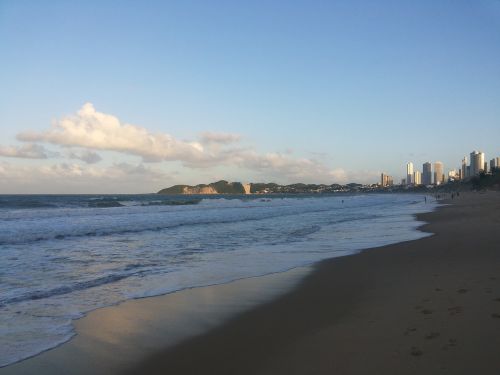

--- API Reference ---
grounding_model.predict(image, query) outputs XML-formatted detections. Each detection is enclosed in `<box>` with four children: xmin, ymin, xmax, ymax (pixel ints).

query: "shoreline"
<box><xmin>124</xmin><ymin>190</ymin><xmax>500</xmax><ymax>374</ymax></box>
<box><xmin>4</xmin><ymin>191</ymin><xmax>499</xmax><ymax>374</ymax></box>
<box><xmin>0</xmin><ymin>193</ymin><xmax>433</xmax><ymax>373</ymax></box>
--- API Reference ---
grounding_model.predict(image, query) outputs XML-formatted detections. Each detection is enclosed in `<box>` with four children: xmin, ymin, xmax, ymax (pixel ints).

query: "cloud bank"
<box><xmin>0</xmin><ymin>161</ymin><xmax>169</xmax><ymax>194</ymax></box>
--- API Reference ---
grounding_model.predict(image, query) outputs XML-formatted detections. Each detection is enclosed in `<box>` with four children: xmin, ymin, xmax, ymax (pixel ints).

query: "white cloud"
<box><xmin>17</xmin><ymin>103</ymin><xmax>207</xmax><ymax>163</ymax></box>
<box><xmin>13</xmin><ymin>103</ymin><xmax>378</xmax><ymax>185</ymax></box>
<box><xmin>0</xmin><ymin>143</ymin><xmax>49</xmax><ymax>159</ymax></box>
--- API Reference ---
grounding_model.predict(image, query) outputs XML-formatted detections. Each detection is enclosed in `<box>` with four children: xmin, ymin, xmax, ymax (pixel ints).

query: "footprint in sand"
<box><xmin>404</xmin><ymin>327</ymin><xmax>417</xmax><ymax>336</ymax></box>
<box><xmin>442</xmin><ymin>339</ymin><xmax>458</xmax><ymax>351</ymax></box>
<box><xmin>425</xmin><ymin>332</ymin><xmax>440</xmax><ymax>340</ymax></box>
<box><xmin>410</xmin><ymin>347</ymin><xmax>423</xmax><ymax>357</ymax></box>
<box><xmin>448</xmin><ymin>306</ymin><xmax>462</xmax><ymax>316</ymax></box>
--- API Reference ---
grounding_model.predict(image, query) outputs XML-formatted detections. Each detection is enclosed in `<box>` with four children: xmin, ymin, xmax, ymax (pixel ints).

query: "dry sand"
<box><xmin>126</xmin><ymin>191</ymin><xmax>500</xmax><ymax>375</ymax></box>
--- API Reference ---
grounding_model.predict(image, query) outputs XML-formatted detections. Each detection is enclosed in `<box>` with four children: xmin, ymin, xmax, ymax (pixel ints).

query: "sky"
<box><xmin>1</xmin><ymin>0</ymin><xmax>499</xmax><ymax>193</ymax></box>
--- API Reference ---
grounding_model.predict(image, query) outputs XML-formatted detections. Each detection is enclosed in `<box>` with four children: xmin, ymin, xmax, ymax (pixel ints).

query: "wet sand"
<box><xmin>3</xmin><ymin>191</ymin><xmax>500</xmax><ymax>374</ymax></box>
<box><xmin>0</xmin><ymin>268</ymin><xmax>310</xmax><ymax>375</ymax></box>
<box><xmin>127</xmin><ymin>191</ymin><xmax>500</xmax><ymax>375</ymax></box>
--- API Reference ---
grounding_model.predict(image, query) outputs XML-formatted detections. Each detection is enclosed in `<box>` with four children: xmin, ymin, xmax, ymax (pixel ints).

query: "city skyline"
<box><xmin>387</xmin><ymin>149</ymin><xmax>499</xmax><ymax>188</ymax></box>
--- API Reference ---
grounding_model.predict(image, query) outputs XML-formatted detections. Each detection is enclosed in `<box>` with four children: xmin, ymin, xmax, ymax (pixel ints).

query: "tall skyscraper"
<box><xmin>413</xmin><ymin>171</ymin><xmax>422</xmax><ymax>185</ymax></box>
<box><xmin>470</xmin><ymin>151</ymin><xmax>485</xmax><ymax>176</ymax></box>
<box><xmin>422</xmin><ymin>162</ymin><xmax>432</xmax><ymax>185</ymax></box>
<box><xmin>461</xmin><ymin>157</ymin><xmax>467</xmax><ymax>179</ymax></box>
<box><xmin>434</xmin><ymin>162</ymin><xmax>444</xmax><ymax>185</ymax></box>
<box><xmin>406</xmin><ymin>162</ymin><xmax>414</xmax><ymax>185</ymax></box>
<box><xmin>380</xmin><ymin>173</ymin><xmax>393</xmax><ymax>187</ymax></box>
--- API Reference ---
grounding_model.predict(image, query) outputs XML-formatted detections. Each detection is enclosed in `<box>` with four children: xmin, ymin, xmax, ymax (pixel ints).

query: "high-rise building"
<box><xmin>413</xmin><ymin>171</ymin><xmax>421</xmax><ymax>185</ymax></box>
<box><xmin>422</xmin><ymin>162</ymin><xmax>432</xmax><ymax>185</ymax></box>
<box><xmin>470</xmin><ymin>151</ymin><xmax>485</xmax><ymax>176</ymax></box>
<box><xmin>492</xmin><ymin>157</ymin><xmax>500</xmax><ymax>172</ymax></box>
<box><xmin>461</xmin><ymin>157</ymin><xmax>467</xmax><ymax>179</ymax></box>
<box><xmin>406</xmin><ymin>162</ymin><xmax>414</xmax><ymax>185</ymax></box>
<box><xmin>434</xmin><ymin>162</ymin><xmax>444</xmax><ymax>185</ymax></box>
<box><xmin>380</xmin><ymin>173</ymin><xmax>393</xmax><ymax>187</ymax></box>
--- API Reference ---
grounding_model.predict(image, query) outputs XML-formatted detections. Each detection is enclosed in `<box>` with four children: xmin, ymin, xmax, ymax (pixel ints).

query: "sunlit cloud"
<box><xmin>17</xmin><ymin>103</ymin><xmax>207</xmax><ymax>163</ymax></box>
<box><xmin>11</xmin><ymin>103</ymin><xmax>377</xmax><ymax>185</ymax></box>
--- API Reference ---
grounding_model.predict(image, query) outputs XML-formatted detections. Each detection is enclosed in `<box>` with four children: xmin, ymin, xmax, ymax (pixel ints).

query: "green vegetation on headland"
<box><xmin>158</xmin><ymin>180</ymin><xmax>365</xmax><ymax>195</ymax></box>
<box><xmin>158</xmin><ymin>180</ymin><xmax>246</xmax><ymax>195</ymax></box>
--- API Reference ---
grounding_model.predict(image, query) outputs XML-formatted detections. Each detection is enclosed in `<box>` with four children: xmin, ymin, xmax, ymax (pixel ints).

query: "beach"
<box><xmin>126</xmin><ymin>191</ymin><xmax>500</xmax><ymax>374</ymax></box>
<box><xmin>2</xmin><ymin>191</ymin><xmax>500</xmax><ymax>374</ymax></box>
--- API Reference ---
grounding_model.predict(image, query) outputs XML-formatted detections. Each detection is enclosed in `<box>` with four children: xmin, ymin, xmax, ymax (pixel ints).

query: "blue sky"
<box><xmin>1</xmin><ymin>0</ymin><xmax>499</xmax><ymax>193</ymax></box>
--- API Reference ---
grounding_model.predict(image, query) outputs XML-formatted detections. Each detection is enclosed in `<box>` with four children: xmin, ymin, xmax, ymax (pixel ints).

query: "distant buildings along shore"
<box><xmin>381</xmin><ymin>150</ymin><xmax>500</xmax><ymax>187</ymax></box>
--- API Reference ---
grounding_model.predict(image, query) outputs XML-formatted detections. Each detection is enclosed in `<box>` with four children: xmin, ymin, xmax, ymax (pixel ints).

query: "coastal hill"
<box><xmin>157</xmin><ymin>180</ymin><xmax>352</xmax><ymax>194</ymax></box>
<box><xmin>158</xmin><ymin>180</ymin><xmax>250</xmax><ymax>195</ymax></box>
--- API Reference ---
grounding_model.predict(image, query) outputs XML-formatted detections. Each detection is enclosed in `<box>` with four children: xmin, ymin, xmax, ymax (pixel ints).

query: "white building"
<box><xmin>461</xmin><ymin>157</ymin><xmax>467</xmax><ymax>179</ymax></box>
<box><xmin>380</xmin><ymin>173</ymin><xmax>393</xmax><ymax>187</ymax></box>
<box><xmin>434</xmin><ymin>162</ymin><xmax>444</xmax><ymax>185</ymax></box>
<box><xmin>406</xmin><ymin>162</ymin><xmax>414</xmax><ymax>185</ymax></box>
<box><xmin>491</xmin><ymin>157</ymin><xmax>500</xmax><ymax>171</ymax></box>
<box><xmin>470</xmin><ymin>151</ymin><xmax>485</xmax><ymax>176</ymax></box>
<box><xmin>413</xmin><ymin>171</ymin><xmax>422</xmax><ymax>185</ymax></box>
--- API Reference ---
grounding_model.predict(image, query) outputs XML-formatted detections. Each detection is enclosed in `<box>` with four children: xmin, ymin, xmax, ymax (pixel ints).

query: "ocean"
<box><xmin>0</xmin><ymin>193</ymin><xmax>435</xmax><ymax>367</ymax></box>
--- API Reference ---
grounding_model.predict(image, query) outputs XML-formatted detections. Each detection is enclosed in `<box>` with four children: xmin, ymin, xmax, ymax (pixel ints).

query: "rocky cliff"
<box><xmin>158</xmin><ymin>180</ymin><xmax>247</xmax><ymax>195</ymax></box>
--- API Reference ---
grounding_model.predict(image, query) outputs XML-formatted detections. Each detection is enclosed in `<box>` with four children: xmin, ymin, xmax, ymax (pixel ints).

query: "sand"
<box><xmin>3</xmin><ymin>191</ymin><xmax>500</xmax><ymax>374</ymax></box>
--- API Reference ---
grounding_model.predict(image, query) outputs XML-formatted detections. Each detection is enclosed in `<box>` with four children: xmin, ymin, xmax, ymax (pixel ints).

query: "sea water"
<box><xmin>0</xmin><ymin>193</ymin><xmax>435</xmax><ymax>367</ymax></box>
